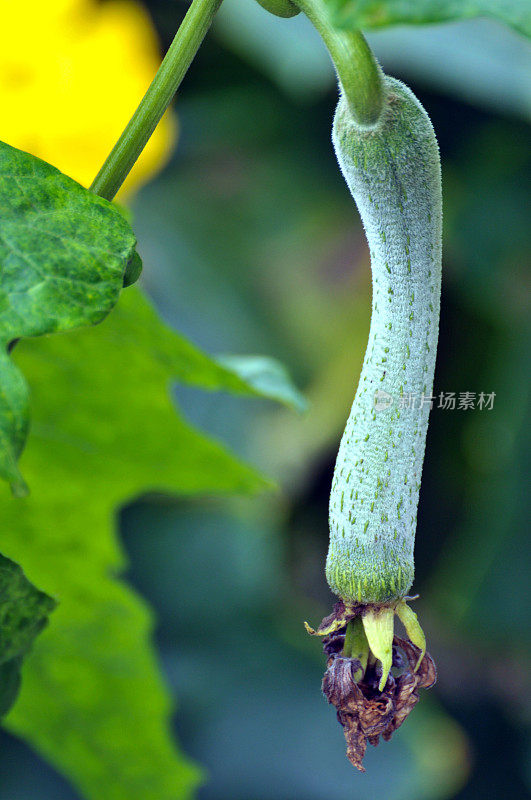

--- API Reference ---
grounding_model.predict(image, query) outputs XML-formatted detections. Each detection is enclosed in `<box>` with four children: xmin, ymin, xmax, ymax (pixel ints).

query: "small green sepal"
<box><xmin>361</xmin><ymin>606</ymin><xmax>394</xmax><ymax>691</ymax></box>
<box><xmin>395</xmin><ymin>599</ymin><xmax>426</xmax><ymax>671</ymax></box>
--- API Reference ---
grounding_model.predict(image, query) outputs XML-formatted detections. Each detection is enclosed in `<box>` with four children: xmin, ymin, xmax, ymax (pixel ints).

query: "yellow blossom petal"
<box><xmin>0</xmin><ymin>0</ymin><xmax>175</xmax><ymax>198</ymax></box>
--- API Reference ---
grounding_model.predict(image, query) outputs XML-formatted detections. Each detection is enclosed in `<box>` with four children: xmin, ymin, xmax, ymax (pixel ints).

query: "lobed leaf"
<box><xmin>0</xmin><ymin>141</ymin><xmax>136</xmax><ymax>492</ymax></box>
<box><xmin>0</xmin><ymin>286</ymin><xmax>301</xmax><ymax>800</ymax></box>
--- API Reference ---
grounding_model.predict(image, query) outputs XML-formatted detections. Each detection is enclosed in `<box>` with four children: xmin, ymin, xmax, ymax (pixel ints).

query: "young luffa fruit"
<box><xmin>308</xmin><ymin>76</ymin><xmax>441</xmax><ymax>709</ymax></box>
<box><xmin>328</xmin><ymin>76</ymin><xmax>442</xmax><ymax>609</ymax></box>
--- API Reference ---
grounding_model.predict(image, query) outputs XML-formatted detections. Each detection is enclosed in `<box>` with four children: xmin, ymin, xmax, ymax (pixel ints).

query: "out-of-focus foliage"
<box><xmin>0</xmin><ymin>99</ymin><xmax>305</xmax><ymax>494</ymax></box>
<box><xmin>326</xmin><ymin>0</ymin><xmax>531</xmax><ymax>36</ymax></box>
<box><xmin>217</xmin><ymin>355</ymin><xmax>308</xmax><ymax>413</ymax></box>
<box><xmin>0</xmin><ymin>0</ymin><xmax>529</xmax><ymax>798</ymax></box>
<box><xmin>215</xmin><ymin>1</ymin><xmax>531</xmax><ymax>119</ymax></box>
<box><xmin>0</xmin><ymin>0</ymin><xmax>174</xmax><ymax>196</ymax></box>
<box><xmin>122</xmin><ymin>501</ymin><xmax>469</xmax><ymax>800</ymax></box>
<box><xmin>427</xmin><ymin>125</ymin><xmax>530</xmax><ymax>633</ymax></box>
<box><xmin>0</xmin><ymin>286</ymin><xmax>305</xmax><ymax>800</ymax></box>
<box><xmin>364</xmin><ymin>21</ymin><xmax>531</xmax><ymax>120</ymax></box>
<box><xmin>0</xmin><ymin>555</ymin><xmax>55</xmax><ymax>717</ymax></box>
<box><xmin>0</xmin><ymin>2</ymin><xmax>309</xmax><ymax>797</ymax></box>
<box><xmin>0</xmin><ymin>142</ymin><xmax>136</xmax><ymax>492</ymax></box>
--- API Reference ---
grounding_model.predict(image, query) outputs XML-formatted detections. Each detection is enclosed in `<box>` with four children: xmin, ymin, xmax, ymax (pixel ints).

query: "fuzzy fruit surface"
<box><xmin>327</xmin><ymin>77</ymin><xmax>442</xmax><ymax>605</ymax></box>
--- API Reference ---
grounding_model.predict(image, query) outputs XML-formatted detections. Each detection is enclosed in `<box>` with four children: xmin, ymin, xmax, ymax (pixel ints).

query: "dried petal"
<box><xmin>388</xmin><ymin>671</ymin><xmax>420</xmax><ymax>735</ymax></box>
<box><xmin>323</xmin><ymin>632</ymin><xmax>345</xmax><ymax>659</ymax></box>
<box><xmin>322</xmin><ymin>657</ymin><xmax>362</xmax><ymax>707</ymax></box>
<box><xmin>343</xmin><ymin>715</ymin><xmax>368</xmax><ymax>771</ymax></box>
<box><xmin>320</xmin><ymin>631</ymin><xmax>437</xmax><ymax>770</ymax></box>
<box><xmin>395</xmin><ymin>635</ymin><xmax>437</xmax><ymax>688</ymax></box>
<box><xmin>358</xmin><ymin>692</ymin><xmax>395</xmax><ymax>737</ymax></box>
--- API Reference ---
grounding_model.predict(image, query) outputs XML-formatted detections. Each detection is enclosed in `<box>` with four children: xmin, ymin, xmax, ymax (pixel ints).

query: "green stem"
<box><xmin>90</xmin><ymin>0</ymin><xmax>222</xmax><ymax>201</ymax></box>
<box><xmin>295</xmin><ymin>0</ymin><xmax>384</xmax><ymax>126</ymax></box>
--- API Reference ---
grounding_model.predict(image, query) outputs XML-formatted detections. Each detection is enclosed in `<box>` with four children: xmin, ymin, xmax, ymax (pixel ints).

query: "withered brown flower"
<box><xmin>321</xmin><ymin>628</ymin><xmax>436</xmax><ymax>771</ymax></box>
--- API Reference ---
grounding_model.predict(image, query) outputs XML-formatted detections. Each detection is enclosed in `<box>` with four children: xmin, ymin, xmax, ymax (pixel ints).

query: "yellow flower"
<box><xmin>0</xmin><ymin>0</ymin><xmax>175</xmax><ymax>198</ymax></box>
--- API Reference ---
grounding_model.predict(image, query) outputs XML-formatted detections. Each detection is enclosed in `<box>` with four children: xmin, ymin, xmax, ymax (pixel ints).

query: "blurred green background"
<box><xmin>0</xmin><ymin>1</ymin><xmax>529</xmax><ymax>797</ymax></box>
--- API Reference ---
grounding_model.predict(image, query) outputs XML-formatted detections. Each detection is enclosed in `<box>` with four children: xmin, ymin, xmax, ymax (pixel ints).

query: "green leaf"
<box><xmin>0</xmin><ymin>285</ymin><xmax>291</xmax><ymax>800</ymax></box>
<box><xmin>0</xmin><ymin>554</ymin><xmax>56</xmax><ymax>665</ymax></box>
<box><xmin>0</xmin><ymin>554</ymin><xmax>56</xmax><ymax>717</ymax></box>
<box><xmin>123</xmin><ymin>250</ymin><xmax>143</xmax><ymax>287</ymax></box>
<box><xmin>0</xmin><ymin>141</ymin><xmax>136</xmax><ymax>492</ymax></box>
<box><xmin>217</xmin><ymin>354</ymin><xmax>309</xmax><ymax>413</ymax></box>
<box><xmin>327</xmin><ymin>0</ymin><xmax>531</xmax><ymax>37</ymax></box>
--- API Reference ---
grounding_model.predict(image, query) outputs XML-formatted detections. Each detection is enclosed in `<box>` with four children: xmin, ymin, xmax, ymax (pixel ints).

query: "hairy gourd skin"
<box><xmin>327</xmin><ymin>77</ymin><xmax>442</xmax><ymax>606</ymax></box>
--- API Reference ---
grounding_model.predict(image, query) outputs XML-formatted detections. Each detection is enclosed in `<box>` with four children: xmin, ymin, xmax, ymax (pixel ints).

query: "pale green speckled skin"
<box><xmin>327</xmin><ymin>77</ymin><xmax>442</xmax><ymax>605</ymax></box>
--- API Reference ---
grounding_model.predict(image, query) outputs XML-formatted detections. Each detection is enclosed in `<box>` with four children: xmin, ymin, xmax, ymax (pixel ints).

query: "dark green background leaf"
<box><xmin>0</xmin><ymin>658</ymin><xmax>22</xmax><ymax>718</ymax></box>
<box><xmin>123</xmin><ymin>250</ymin><xmax>143</xmax><ymax>287</ymax></box>
<box><xmin>327</xmin><ymin>0</ymin><xmax>531</xmax><ymax>36</ymax></box>
<box><xmin>0</xmin><ymin>141</ymin><xmax>136</xmax><ymax>491</ymax></box>
<box><xmin>0</xmin><ymin>285</ymin><xmax>302</xmax><ymax>800</ymax></box>
<box><xmin>0</xmin><ymin>554</ymin><xmax>56</xmax><ymax>666</ymax></box>
<box><xmin>0</xmin><ymin>554</ymin><xmax>55</xmax><ymax>717</ymax></box>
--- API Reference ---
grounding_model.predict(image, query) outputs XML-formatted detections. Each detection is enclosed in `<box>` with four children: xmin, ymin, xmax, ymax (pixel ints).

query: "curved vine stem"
<box><xmin>90</xmin><ymin>0</ymin><xmax>222</xmax><ymax>201</ymax></box>
<box><xmin>295</xmin><ymin>0</ymin><xmax>384</xmax><ymax>127</ymax></box>
<box><xmin>91</xmin><ymin>0</ymin><xmax>383</xmax><ymax>200</ymax></box>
